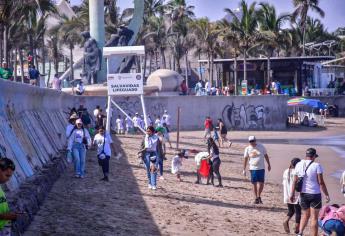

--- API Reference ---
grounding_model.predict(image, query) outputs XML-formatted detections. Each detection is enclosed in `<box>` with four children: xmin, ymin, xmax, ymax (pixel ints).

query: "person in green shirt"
<box><xmin>0</xmin><ymin>63</ymin><xmax>13</xmax><ymax>80</ymax></box>
<box><xmin>0</xmin><ymin>158</ymin><xmax>20</xmax><ymax>235</ymax></box>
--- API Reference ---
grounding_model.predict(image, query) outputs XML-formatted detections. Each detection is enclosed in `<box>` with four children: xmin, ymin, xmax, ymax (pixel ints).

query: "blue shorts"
<box><xmin>250</xmin><ymin>169</ymin><xmax>265</xmax><ymax>183</ymax></box>
<box><xmin>318</xmin><ymin>219</ymin><xmax>345</xmax><ymax>236</ymax></box>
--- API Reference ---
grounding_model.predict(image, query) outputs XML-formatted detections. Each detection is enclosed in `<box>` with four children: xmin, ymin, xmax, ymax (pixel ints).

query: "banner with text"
<box><xmin>107</xmin><ymin>73</ymin><xmax>143</xmax><ymax>96</ymax></box>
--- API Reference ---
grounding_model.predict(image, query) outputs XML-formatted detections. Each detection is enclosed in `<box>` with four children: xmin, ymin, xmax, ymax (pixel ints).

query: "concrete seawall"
<box><xmin>0</xmin><ymin>80</ymin><xmax>289</xmax><ymax>188</ymax></box>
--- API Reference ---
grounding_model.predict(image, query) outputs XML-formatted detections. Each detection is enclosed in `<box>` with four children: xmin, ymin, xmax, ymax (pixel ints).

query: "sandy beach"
<box><xmin>24</xmin><ymin>118</ymin><xmax>345</xmax><ymax>236</ymax></box>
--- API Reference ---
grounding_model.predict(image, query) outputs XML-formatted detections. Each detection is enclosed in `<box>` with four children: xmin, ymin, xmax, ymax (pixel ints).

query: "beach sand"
<box><xmin>24</xmin><ymin>118</ymin><xmax>345</xmax><ymax>236</ymax></box>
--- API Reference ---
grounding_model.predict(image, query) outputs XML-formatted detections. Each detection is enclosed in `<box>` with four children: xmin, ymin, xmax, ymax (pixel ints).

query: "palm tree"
<box><xmin>144</xmin><ymin>0</ymin><xmax>164</xmax><ymax>19</ymax></box>
<box><xmin>144</xmin><ymin>15</ymin><xmax>168</xmax><ymax>69</ymax></box>
<box><xmin>224</xmin><ymin>0</ymin><xmax>259</xmax><ymax>82</ymax></box>
<box><xmin>59</xmin><ymin>17</ymin><xmax>84</xmax><ymax>81</ymax></box>
<box><xmin>218</xmin><ymin>19</ymin><xmax>242</xmax><ymax>94</ymax></box>
<box><xmin>166</xmin><ymin>0</ymin><xmax>195</xmax><ymax>25</ymax></box>
<box><xmin>257</xmin><ymin>3</ymin><xmax>291</xmax><ymax>84</ymax></box>
<box><xmin>166</xmin><ymin>0</ymin><xmax>195</xmax><ymax>75</ymax></box>
<box><xmin>191</xmin><ymin>18</ymin><xmax>222</xmax><ymax>87</ymax></box>
<box><xmin>0</xmin><ymin>0</ymin><xmax>19</xmax><ymax>65</ymax></box>
<box><xmin>292</xmin><ymin>0</ymin><xmax>325</xmax><ymax>56</ymax></box>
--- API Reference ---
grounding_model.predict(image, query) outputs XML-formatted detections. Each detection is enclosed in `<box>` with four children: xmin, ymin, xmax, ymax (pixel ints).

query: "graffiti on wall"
<box><xmin>116</xmin><ymin>100</ymin><xmax>142</xmax><ymax>116</ymax></box>
<box><xmin>222</xmin><ymin>103</ymin><xmax>270</xmax><ymax>129</ymax></box>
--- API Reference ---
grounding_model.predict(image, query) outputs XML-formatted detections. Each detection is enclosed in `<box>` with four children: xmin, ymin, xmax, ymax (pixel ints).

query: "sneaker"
<box><xmin>228</xmin><ymin>142</ymin><xmax>232</xmax><ymax>147</ymax></box>
<box><xmin>254</xmin><ymin>198</ymin><xmax>260</xmax><ymax>204</ymax></box>
<box><xmin>148</xmin><ymin>184</ymin><xmax>152</xmax><ymax>189</ymax></box>
<box><xmin>80</xmin><ymin>175</ymin><xmax>85</xmax><ymax>179</ymax></box>
<box><xmin>152</xmin><ymin>186</ymin><xmax>157</xmax><ymax>190</ymax></box>
<box><xmin>159</xmin><ymin>176</ymin><xmax>165</xmax><ymax>180</ymax></box>
<box><xmin>74</xmin><ymin>175</ymin><xmax>80</xmax><ymax>178</ymax></box>
<box><xmin>194</xmin><ymin>181</ymin><xmax>200</xmax><ymax>184</ymax></box>
<box><xmin>215</xmin><ymin>184</ymin><xmax>223</xmax><ymax>188</ymax></box>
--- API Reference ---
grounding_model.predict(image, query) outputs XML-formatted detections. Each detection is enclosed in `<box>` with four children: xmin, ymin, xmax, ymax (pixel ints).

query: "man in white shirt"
<box><xmin>243</xmin><ymin>136</ymin><xmax>271</xmax><ymax>204</ymax></box>
<box><xmin>155</xmin><ymin>115</ymin><xmax>162</xmax><ymax>128</ymax></box>
<box><xmin>290</xmin><ymin>148</ymin><xmax>330</xmax><ymax>236</ymax></box>
<box><xmin>115</xmin><ymin>115</ymin><xmax>124</xmax><ymax>134</ymax></box>
<box><xmin>205</xmin><ymin>80</ymin><xmax>211</xmax><ymax>95</ymax></box>
<box><xmin>132</xmin><ymin>113</ymin><xmax>142</xmax><ymax>134</ymax></box>
<box><xmin>161</xmin><ymin>110</ymin><xmax>171</xmax><ymax>128</ymax></box>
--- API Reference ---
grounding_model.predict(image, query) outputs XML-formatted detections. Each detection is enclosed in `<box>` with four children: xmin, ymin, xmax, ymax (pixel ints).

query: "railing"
<box><xmin>309</xmin><ymin>88</ymin><xmax>336</xmax><ymax>96</ymax></box>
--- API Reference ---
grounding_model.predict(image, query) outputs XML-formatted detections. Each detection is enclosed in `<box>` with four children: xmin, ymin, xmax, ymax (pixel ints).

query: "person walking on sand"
<box><xmin>171</xmin><ymin>150</ymin><xmax>188</xmax><ymax>182</ymax></box>
<box><xmin>116</xmin><ymin>115</ymin><xmax>124</xmax><ymax>135</ymax></box>
<box><xmin>283</xmin><ymin>158</ymin><xmax>302</xmax><ymax>234</ymax></box>
<box><xmin>217</xmin><ymin>119</ymin><xmax>232</xmax><ymax>148</ymax></box>
<box><xmin>68</xmin><ymin>119</ymin><xmax>91</xmax><ymax>178</ymax></box>
<box><xmin>140</xmin><ymin>126</ymin><xmax>163</xmax><ymax>190</ymax></box>
<box><xmin>93</xmin><ymin>126</ymin><xmax>118</xmax><ymax>181</ymax></box>
<box><xmin>207</xmin><ymin>137</ymin><xmax>223</xmax><ymax>187</ymax></box>
<box><xmin>290</xmin><ymin>148</ymin><xmax>330</xmax><ymax>236</ymax></box>
<box><xmin>340</xmin><ymin>170</ymin><xmax>345</xmax><ymax>197</ymax></box>
<box><xmin>243</xmin><ymin>136</ymin><xmax>272</xmax><ymax>204</ymax></box>
<box><xmin>203</xmin><ymin>116</ymin><xmax>213</xmax><ymax>142</ymax></box>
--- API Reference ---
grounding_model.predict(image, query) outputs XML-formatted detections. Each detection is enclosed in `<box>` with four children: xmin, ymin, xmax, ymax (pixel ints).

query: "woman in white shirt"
<box><xmin>67</xmin><ymin>119</ymin><xmax>91</xmax><ymax>178</ymax></box>
<box><xmin>142</xmin><ymin>126</ymin><xmax>162</xmax><ymax>190</ymax></box>
<box><xmin>283</xmin><ymin>158</ymin><xmax>301</xmax><ymax>234</ymax></box>
<box><xmin>93</xmin><ymin>126</ymin><xmax>114</xmax><ymax>181</ymax></box>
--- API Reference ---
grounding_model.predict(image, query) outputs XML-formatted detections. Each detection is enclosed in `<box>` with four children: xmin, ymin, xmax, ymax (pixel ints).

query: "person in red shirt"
<box><xmin>180</xmin><ymin>79</ymin><xmax>188</xmax><ymax>95</ymax></box>
<box><xmin>203</xmin><ymin>116</ymin><xmax>213</xmax><ymax>142</ymax></box>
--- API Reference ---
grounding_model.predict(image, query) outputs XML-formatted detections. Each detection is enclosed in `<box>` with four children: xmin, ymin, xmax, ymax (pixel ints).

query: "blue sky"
<box><xmin>70</xmin><ymin>0</ymin><xmax>345</xmax><ymax>32</ymax></box>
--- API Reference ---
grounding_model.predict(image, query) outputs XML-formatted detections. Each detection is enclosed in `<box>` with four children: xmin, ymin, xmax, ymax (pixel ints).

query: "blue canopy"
<box><xmin>287</xmin><ymin>98</ymin><xmax>325</xmax><ymax>109</ymax></box>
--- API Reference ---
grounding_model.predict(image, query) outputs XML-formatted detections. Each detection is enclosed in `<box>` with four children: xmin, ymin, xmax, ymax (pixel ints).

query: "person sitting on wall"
<box><xmin>0</xmin><ymin>62</ymin><xmax>13</xmax><ymax>81</ymax></box>
<box><xmin>180</xmin><ymin>79</ymin><xmax>188</xmax><ymax>96</ymax></box>
<box><xmin>76</xmin><ymin>81</ymin><xmax>85</xmax><ymax>95</ymax></box>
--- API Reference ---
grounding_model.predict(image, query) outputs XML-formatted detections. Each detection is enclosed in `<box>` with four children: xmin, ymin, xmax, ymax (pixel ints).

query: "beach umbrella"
<box><xmin>287</xmin><ymin>98</ymin><xmax>325</xmax><ymax>109</ymax></box>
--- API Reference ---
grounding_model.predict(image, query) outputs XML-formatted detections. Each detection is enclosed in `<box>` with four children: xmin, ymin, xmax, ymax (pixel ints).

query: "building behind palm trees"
<box><xmin>199</xmin><ymin>56</ymin><xmax>335</xmax><ymax>95</ymax></box>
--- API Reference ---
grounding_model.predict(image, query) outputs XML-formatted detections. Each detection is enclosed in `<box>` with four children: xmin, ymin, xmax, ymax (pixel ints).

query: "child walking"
<box><xmin>283</xmin><ymin>158</ymin><xmax>301</xmax><ymax>234</ymax></box>
<box><xmin>171</xmin><ymin>150</ymin><xmax>188</xmax><ymax>181</ymax></box>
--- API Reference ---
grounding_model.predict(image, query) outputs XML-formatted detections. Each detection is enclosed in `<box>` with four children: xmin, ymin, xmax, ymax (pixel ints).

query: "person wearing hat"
<box><xmin>243</xmin><ymin>136</ymin><xmax>271</xmax><ymax>204</ymax></box>
<box><xmin>290</xmin><ymin>148</ymin><xmax>330</xmax><ymax>236</ymax></box>
<box><xmin>66</xmin><ymin>114</ymin><xmax>78</xmax><ymax>140</ymax></box>
<box><xmin>67</xmin><ymin>119</ymin><xmax>91</xmax><ymax>178</ymax></box>
<box><xmin>283</xmin><ymin>158</ymin><xmax>302</xmax><ymax>234</ymax></box>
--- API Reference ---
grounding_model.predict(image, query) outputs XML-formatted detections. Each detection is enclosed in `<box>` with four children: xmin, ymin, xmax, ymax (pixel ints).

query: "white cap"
<box><xmin>164</xmin><ymin>110</ymin><xmax>167</xmax><ymax>113</ymax></box>
<box><xmin>248</xmin><ymin>136</ymin><xmax>256</xmax><ymax>142</ymax></box>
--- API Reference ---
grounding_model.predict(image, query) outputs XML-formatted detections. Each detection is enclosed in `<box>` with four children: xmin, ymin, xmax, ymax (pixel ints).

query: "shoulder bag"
<box><xmin>295</xmin><ymin>161</ymin><xmax>314</xmax><ymax>192</ymax></box>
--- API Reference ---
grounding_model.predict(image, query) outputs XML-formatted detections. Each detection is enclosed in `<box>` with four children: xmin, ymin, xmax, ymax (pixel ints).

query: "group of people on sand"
<box><xmin>66</xmin><ymin>106</ymin><xmax>120</xmax><ymax>181</ymax></box>
<box><xmin>282</xmin><ymin>147</ymin><xmax>345</xmax><ymax>236</ymax></box>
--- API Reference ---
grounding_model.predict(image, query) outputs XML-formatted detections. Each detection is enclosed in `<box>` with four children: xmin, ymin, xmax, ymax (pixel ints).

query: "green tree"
<box><xmin>292</xmin><ymin>0</ymin><xmax>325</xmax><ymax>56</ymax></box>
<box><xmin>191</xmin><ymin>18</ymin><xmax>221</xmax><ymax>87</ymax></box>
<box><xmin>257</xmin><ymin>2</ymin><xmax>291</xmax><ymax>84</ymax></box>
<box><xmin>224</xmin><ymin>0</ymin><xmax>259</xmax><ymax>82</ymax></box>
<box><xmin>59</xmin><ymin>17</ymin><xmax>84</xmax><ymax>81</ymax></box>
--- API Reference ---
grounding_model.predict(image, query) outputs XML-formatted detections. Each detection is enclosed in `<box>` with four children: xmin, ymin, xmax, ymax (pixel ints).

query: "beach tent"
<box><xmin>287</xmin><ymin>97</ymin><xmax>325</xmax><ymax>109</ymax></box>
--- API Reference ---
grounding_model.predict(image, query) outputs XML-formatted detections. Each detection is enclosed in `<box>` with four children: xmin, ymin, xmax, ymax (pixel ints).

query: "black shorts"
<box><xmin>300</xmin><ymin>193</ymin><xmax>322</xmax><ymax>210</ymax></box>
